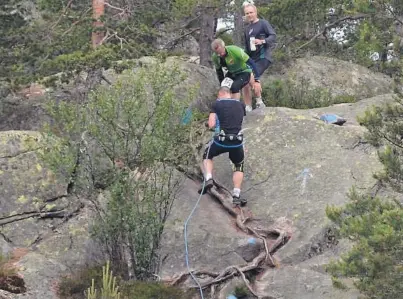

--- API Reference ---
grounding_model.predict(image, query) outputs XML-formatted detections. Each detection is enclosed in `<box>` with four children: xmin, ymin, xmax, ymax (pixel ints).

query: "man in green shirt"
<box><xmin>211</xmin><ymin>38</ymin><xmax>261</xmax><ymax>112</ymax></box>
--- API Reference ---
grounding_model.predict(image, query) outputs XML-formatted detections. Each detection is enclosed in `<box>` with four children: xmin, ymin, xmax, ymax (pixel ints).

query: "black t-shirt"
<box><xmin>211</xmin><ymin>98</ymin><xmax>246</xmax><ymax>134</ymax></box>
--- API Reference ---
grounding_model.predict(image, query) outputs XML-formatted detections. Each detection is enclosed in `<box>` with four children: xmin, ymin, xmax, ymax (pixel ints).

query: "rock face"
<box><xmin>0</xmin><ymin>131</ymin><xmax>98</xmax><ymax>299</ymax></box>
<box><xmin>266</xmin><ymin>55</ymin><xmax>394</xmax><ymax>99</ymax></box>
<box><xmin>0</xmin><ymin>56</ymin><xmax>397</xmax><ymax>299</ymax></box>
<box><xmin>0</xmin><ymin>131</ymin><xmax>69</xmax><ymax>247</ymax></box>
<box><xmin>159</xmin><ymin>94</ymin><xmax>392</xmax><ymax>298</ymax></box>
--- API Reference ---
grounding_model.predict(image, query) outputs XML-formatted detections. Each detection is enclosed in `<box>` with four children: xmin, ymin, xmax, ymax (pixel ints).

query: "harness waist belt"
<box><xmin>215</xmin><ymin>130</ymin><xmax>243</xmax><ymax>142</ymax></box>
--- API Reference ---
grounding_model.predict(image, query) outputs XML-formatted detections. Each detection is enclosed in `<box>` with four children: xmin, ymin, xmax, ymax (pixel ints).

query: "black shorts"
<box><xmin>255</xmin><ymin>58</ymin><xmax>271</xmax><ymax>76</ymax></box>
<box><xmin>225</xmin><ymin>72</ymin><xmax>251</xmax><ymax>94</ymax></box>
<box><xmin>203</xmin><ymin>139</ymin><xmax>244</xmax><ymax>165</ymax></box>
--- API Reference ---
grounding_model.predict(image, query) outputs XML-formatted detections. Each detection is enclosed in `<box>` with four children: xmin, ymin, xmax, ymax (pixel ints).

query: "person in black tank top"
<box><xmin>201</xmin><ymin>86</ymin><xmax>247</xmax><ymax>206</ymax></box>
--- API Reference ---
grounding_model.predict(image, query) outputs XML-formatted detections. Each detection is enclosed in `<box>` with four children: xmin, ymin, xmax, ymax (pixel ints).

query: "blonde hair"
<box><xmin>243</xmin><ymin>3</ymin><xmax>257</xmax><ymax>11</ymax></box>
<box><xmin>211</xmin><ymin>38</ymin><xmax>225</xmax><ymax>50</ymax></box>
<box><xmin>242</xmin><ymin>0</ymin><xmax>256</xmax><ymax>9</ymax></box>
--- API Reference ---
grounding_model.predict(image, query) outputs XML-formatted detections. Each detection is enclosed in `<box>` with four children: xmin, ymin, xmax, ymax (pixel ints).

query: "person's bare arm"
<box><xmin>208</xmin><ymin>113</ymin><xmax>216</xmax><ymax>129</ymax></box>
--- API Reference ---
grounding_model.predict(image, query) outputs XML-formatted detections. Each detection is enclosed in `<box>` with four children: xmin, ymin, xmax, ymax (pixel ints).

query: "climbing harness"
<box><xmin>213</xmin><ymin>117</ymin><xmax>245</xmax><ymax>148</ymax></box>
<box><xmin>216</xmin><ymin>130</ymin><xmax>244</xmax><ymax>142</ymax></box>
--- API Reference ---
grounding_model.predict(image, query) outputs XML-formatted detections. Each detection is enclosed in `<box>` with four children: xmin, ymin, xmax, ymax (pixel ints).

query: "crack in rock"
<box><xmin>0</xmin><ymin>148</ymin><xmax>41</xmax><ymax>160</ymax></box>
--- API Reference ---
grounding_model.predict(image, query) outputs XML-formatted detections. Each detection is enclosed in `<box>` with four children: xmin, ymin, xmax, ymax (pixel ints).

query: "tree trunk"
<box><xmin>233</xmin><ymin>9</ymin><xmax>245</xmax><ymax>46</ymax></box>
<box><xmin>199</xmin><ymin>8</ymin><xmax>216</xmax><ymax>67</ymax></box>
<box><xmin>92</xmin><ymin>0</ymin><xmax>105</xmax><ymax>48</ymax></box>
<box><xmin>213</xmin><ymin>17</ymin><xmax>218</xmax><ymax>36</ymax></box>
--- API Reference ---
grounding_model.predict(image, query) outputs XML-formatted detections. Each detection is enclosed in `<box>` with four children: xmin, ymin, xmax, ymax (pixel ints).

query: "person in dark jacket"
<box><xmin>242</xmin><ymin>2</ymin><xmax>276</xmax><ymax>111</ymax></box>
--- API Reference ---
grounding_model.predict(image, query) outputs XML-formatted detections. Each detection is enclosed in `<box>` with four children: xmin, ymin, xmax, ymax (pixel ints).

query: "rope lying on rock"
<box><xmin>181</xmin><ymin>128</ymin><xmax>292</xmax><ymax>298</ymax></box>
<box><xmin>183</xmin><ymin>136</ymin><xmax>214</xmax><ymax>299</ymax></box>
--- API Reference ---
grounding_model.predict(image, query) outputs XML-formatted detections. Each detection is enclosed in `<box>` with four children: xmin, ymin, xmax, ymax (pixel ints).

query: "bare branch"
<box><xmin>61</xmin><ymin>7</ymin><xmax>92</xmax><ymax>36</ymax></box>
<box><xmin>296</xmin><ymin>14</ymin><xmax>369</xmax><ymax>50</ymax></box>
<box><xmin>215</xmin><ymin>27</ymin><xmax>234</xmax><ymax>37</ymax></box>
<box><xmin>164</xmin><ymin>28</ymin><xmax>200</xmax><ymax>49</ymax></box>
<box><xmin>51</xmin><ymin>0</ymin><xmax>74</xmax><ymax>30</ymax></box>
<box><xmin>377</xmin><ymin>0</ymin><xmax>403</xmax><ymax>26</ymax></box>
<box><xmin>99</xmin><ymin>28</ymin><xmax>129</xmax><ymax>49</ymax></box>
<box><xmin>104</xmin><ymin>2</ymin><xmax>131</xmax><ymax>18</ymax></box>
<box><xmin>104</xmin><ymin>2</ymin><xmax>125</xmax><ymax>13</ymax></box>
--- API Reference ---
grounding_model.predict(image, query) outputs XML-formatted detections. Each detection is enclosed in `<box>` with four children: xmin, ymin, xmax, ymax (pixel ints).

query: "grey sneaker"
<box><xmin>233</xmin><ymin>195</ymin><xmax>241</xmax><ymax>205</ymax></box>
<box><xmin>256</xmin><ymin>100</ymin><xmax>266</xmax><ymax>109</ymax></box>
<box><xmin>233</xmin><ymin>195</ymin><xmax>248</xmax><ymax>206</ymax></box>
<box><xmin>205</xmin><ymin>178</ymin><xmax>214</xmax><ymax>190</ymax></box>
<box><xmin>198</xmin><ymin>178</ymin><xmax>213</xmax><ymax>194</ymax></box>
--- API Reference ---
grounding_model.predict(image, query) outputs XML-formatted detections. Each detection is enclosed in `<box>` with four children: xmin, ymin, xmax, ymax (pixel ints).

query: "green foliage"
<box><xmin>326</xmin><ymin>81</ymin><xmax>403</xmax><ymax>298</ymax></box>
<box><xmin>262</xmin><ymin>0</ymin><xmax>402</xmax><ymax>75</ymax></box>
<box><xmin>58</xmin><ymin>265</ymin><xmax>106</xmax><ymax>299</ymax></box>
<box><xmin>86</xmin><ymin>261</ymin><xmax>121</xmax><ymax>299</ymax></box>
<box><xmin>216</xmin><ymin>28</ymin><xmax>234</xmax><ymax>46</ymax></box>
<box><xmin>352</xmin><ymin>21</ymin><xmax>384</xmax><ymax>67</ymax></box>
<box><xmin>261</xmin><ymin>77</ymin><xmax>356</xmax><ymax>109</ymax></box>
<box><xmin>357</xmin><ymin>91</ymin><xmax>403</xmax><ymax>192</ymax></box>
<box><xmin>119</xmin><ymin>281</ymin><xmax>195</xmax><ymax>299</ymax></box>
<box><xmin>42</xmin><ymin>61</ymin><xmax>196</xmax><ymax>280</ymax></box>
<box><xmin>326</xmin><ymin>188</ymin><xmax>403</xmax><ymax>298</ymax></box>
<box><xmin>268</xmin><ymin>0</ymin><xmax>337</xmax><ymax>38</ymax></box>
<box><xmin>233</xmin><ymin>284</ymin><xmax>250</xmax><ymax>298</ymax></box>
<box><xmin>0</xmin><ymin>0</ymin><xmax>161</xmax><ymax>89</ymax></box>
<box><xmin>58</xmin><ymin>262</ymin><xmax>193</xmax><ymax>299</ymax></box>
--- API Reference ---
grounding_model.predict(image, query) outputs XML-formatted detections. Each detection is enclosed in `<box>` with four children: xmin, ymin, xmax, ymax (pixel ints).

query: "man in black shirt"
<box><xmin>202</xmin><ymin>86</ymin><xmax>247</xmax><ymax>205</ymax></box>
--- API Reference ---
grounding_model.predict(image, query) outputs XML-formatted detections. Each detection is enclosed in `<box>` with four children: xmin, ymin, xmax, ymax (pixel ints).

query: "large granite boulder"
<box><xmin>265</xmin><ymin>55</ymin><xmax>394</xmax><ymax>99</ymax></box>
<box><xmin>158</xmin><ymin>94</ymin><xmax>394</xmax><ymax>299</ymax></box>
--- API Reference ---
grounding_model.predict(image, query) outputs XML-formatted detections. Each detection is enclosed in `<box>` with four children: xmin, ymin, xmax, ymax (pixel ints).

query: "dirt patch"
<box><xmin>0</xmin><ymin>248</ymin><xmax>29</xmax><ymax>294</ymax></box>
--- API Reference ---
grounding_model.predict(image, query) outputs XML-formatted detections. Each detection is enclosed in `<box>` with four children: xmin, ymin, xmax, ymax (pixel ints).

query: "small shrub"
<box><xmin>58</xmin><ymin>262</ymin><xmax>195</xmax><ymax>299</ymax></box>
<box><xmin>119</xmin><ymin>281</ymin><xmax>195</xmax><ymax>299</ymax></box>
<box><xmin>42</xmin><ymin>61</ymin><xmax>196</xmax><ymax>281</ymax></box>
<box><xmin>332</xmin><ymin>94</ymin><xmax>357</xmax><ymax>104</ymax></box>
<box><xmin>261</xmin><ymin>77</ymin><xmax>356</xmax><ymax>109</ymax></box>
<box><xmin>271</xmin><ymin>47</ymin><xmax>294</xmax><ymax>68</ymax></box>
<box><xmin>58</xmin><ymin>264</ymin><xmax>107</xmax><ymax>299</ymax></box>
<box><xmin>86</xmin><ymin>261</ymin><xmax>121</xmax><ymax>299</ymax></box>
<box><xmin>233</xmin><ymin>284</ymin><xmax>250</xmax><ymax>298</ymax></box>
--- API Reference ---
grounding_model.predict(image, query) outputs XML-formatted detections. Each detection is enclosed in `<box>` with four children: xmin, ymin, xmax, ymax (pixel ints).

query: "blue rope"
<box><xmin>183</xmin><ymin>128</ymin><xmax>243</xmax><ymax>298</ymax></box>
<box><xmin>183</xmin><ymin>139</ymin><xmax>213</xmax><ymax>299</ymax></box>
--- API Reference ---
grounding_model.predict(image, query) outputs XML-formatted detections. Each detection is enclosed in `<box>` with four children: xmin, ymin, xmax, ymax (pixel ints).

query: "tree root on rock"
<box><xmin>165</xmin><ymin>177</ymin><xmax>293</xmax><ymax>297</ymax></box>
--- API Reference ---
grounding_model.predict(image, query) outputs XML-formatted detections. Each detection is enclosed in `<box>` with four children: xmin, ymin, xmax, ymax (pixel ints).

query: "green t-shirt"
<box><xmin>212</xmin><ymin>45</ymin><xmax>252</xmax><ymax>75</ymax></box>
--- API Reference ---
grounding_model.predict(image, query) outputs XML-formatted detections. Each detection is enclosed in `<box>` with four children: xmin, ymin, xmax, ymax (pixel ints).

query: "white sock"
<box><xmin>256</xmin><ymin>97</ymin><xmax>263</xmax><ymax>104</ymax></box>
<box><xmin>205</xmin><ymin>173</ymin><xmax>212</xmax><ymax>181</ymax></box>
<box><xmin>233</xmin><ymin>188</ymin><xmax>241</xmax><ymax>197</ymax></box>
